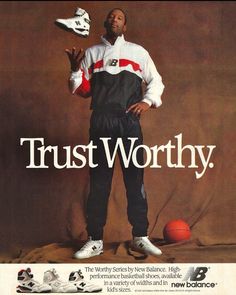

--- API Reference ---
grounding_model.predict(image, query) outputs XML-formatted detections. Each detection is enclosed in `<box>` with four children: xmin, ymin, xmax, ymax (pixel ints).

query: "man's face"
<box><xmin>105</xmin><ymin>9</ymin><xmax>127</xmax><ymax>37</ymax></box>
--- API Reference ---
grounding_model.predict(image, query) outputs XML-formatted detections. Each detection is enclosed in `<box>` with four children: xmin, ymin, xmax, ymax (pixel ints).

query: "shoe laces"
<box><xmin>76</xmin><ymin>270</ymin><xmax>84</xmax><ymax>279</ymax></box>
<box><xmin>69</xmin><ymin>270</ymin><xmax>84</xmax><ymax>282</ymax></box>
<box><xmin>45</xmin><ymin>268</ymin><xmax>61</xmax><ymax>282</ymax></box>
<box><xmin>51</xmin><ymin>268</ymin><xmax>60</xmax><ymax>278</ymax></box>
<box><xmin>18</xmin><ymin>269</ymin><xmax>36</xmax><ymax>283</ymax></box>
<box><xmin>134</xmin><ymin>236</ymin><xmax>152</xmax><ymax>246</ymax></box>
<box><xmin>80</xmin><ymin>239</ymin><xmax>100</xmax><ymax>252</ymax></box>
<box><xmin>50</xmin><ymin>269</ymin><xmax>74</xmax><ymax>287</ymax></box>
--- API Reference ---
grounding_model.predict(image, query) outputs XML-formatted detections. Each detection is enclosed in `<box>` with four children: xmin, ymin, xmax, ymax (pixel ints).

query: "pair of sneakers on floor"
<box><xmin>74</xmin><ymin>236</ymin><xmax>162</xmax><ymax>259</ymax></box>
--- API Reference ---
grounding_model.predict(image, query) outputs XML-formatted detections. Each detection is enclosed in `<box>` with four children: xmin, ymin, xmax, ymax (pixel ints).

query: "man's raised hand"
<box><xmin>65</xmin><ymin>47</ymin><xmax>85</xmax><ymax>72</ymax></box>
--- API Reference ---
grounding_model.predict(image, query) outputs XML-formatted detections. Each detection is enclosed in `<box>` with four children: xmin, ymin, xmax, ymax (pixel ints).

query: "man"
<box><xmin>65</xmin><ymin>8</ymin><xmax>164</xmax><ymax>259</ymax></box>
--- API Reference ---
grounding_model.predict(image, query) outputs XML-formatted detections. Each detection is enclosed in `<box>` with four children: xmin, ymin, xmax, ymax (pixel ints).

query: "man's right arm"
<box><xmin>65</xmin><ymin>47</ymin><xmax>91</xmax><ymax>98</ymax></box>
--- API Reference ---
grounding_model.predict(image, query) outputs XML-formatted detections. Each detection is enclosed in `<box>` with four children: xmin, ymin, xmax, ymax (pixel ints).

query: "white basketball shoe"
<box><xmin>55</xmin><ymin>7</ymin><xmax>91</xmax><ymax>37</ymax></box>
<box><xmin>16</xmin><ymin>268</ymin><xmax>52</xmax><ymax>293</ymax></box>
<box><xmin>131</xmin><ymin>236</ymin><xmax>162</xmax><ymax>256</ymax></box>
<box><xmin>74</xmin><ymin>237</ymin><xmax>103</xmax><ymax>259</ymax></box>
<box><xmin>43</xmin><ymin>269</ymin><xmax>77</xmax><ymax>293</ymax></box>
<box><xmin>69</xmin><ymin>270</ymin><xmax>102</xmax><ymax>292</ymax></box>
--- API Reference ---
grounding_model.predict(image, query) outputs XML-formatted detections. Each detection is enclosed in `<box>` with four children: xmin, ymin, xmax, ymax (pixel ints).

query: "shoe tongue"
<box><xmin>52</xmin><ymin>269</ymin><xmax>59</xmax><ymax>279</ymax></box>
<box><xmin>45</xmin><ymin>269</ymin><xmax>58</xmax><ymax>281</ymax></box>
<box><xmin>23</xmin><ymin>270</ymin><xmax>33</xmax><ymax>280</ymax></box>
<box><xmin>135</xmin><ymin>236</ymin><xmax>148</xmax><ymax>241</ymax></box>
<box><xmin>74</xmin><ymin>8</ymin><xmax>85</xmax><ymax>17</ymax></box>
<box><xmin>26</xmin><ymin>268</ymin><xmax>33</xmax><ymax>278</ymax></box>
<box><xmin>74</xmin><ymin>274</ymin><xmax>83</xmax><ymax>281</ymax></box>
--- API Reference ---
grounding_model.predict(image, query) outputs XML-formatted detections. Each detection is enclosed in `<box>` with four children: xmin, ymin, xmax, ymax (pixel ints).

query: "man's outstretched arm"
<box><xmin>65</xmin><ymin>47</ymin><xmax>91</xmax><ymax>97</ymax></box>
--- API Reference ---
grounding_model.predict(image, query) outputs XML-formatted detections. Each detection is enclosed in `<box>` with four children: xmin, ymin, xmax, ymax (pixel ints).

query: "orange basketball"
<box><xmin>163</xmin><ymin>219</ymin><xmax>191</xmax><ymax>243</ymax></box>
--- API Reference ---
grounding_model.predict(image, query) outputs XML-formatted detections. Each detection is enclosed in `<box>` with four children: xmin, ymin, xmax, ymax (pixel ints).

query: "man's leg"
<box><xmin>74</xmin><ymin>112</ymin><xmax>116</xmax><ymax>259</ymax></box>
<box><xmin>86</xmin><ymin>136</ymin><xmax>115</xmax><ymax>240</ymax></box>
<box><xmin>119</xmin><ymin>115</ymin><xmax>162</xmax><ymax>256</ymax></box>
<box><xmin>118</xmin><ymin>119</ymin><xmax>149</xmax><ymax>237</ymax></box>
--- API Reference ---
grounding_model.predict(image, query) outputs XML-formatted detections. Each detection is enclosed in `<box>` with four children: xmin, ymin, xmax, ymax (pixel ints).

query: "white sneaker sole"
<box><xmin>75</xmin><ymin>286</ymin><xmax>103</xmax><ymax>293</ymax></box>
<box><xmin>131</xmin><ymin>245</ymin><xmax>162</xmax><ymax>256</ymax></box>
<box><xmin>16</xmin><ymin>286</ymin><xmax>51</xmax><ymax>293</ymax></box>
<box><xmin>74</xmin><ymin>250</ymin><xmax>103</xmax><ymax>260</ymax></box>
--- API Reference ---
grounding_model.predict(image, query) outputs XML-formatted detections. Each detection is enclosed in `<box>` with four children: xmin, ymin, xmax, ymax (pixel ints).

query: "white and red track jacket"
<box><xmin>69</xmin><ymin>35</ymin><xmax>164</xmax><ymax>111</ymax></box>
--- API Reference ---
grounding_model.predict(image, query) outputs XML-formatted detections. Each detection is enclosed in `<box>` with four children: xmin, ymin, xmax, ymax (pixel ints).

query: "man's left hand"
<box><xmin>126</xmin><ymin>102</ymin><xmax>150</xmax><ymax>116</ymax></box>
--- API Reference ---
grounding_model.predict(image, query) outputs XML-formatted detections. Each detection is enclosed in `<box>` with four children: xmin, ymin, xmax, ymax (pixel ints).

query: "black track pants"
<box><xmin>86</xmin><ymin>111</ymin><xmax>149</xmax><ymax>240</ymax></box>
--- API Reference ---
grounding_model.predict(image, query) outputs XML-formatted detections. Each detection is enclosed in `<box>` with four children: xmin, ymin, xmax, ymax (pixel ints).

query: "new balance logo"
<box><xmin>28</xmin><ymin>282</ymin><xmax>35</xmax><ymax>287</ymax></box>
<box><xmin>183</xmin><ymin>267</ymin><xmax>208</xmax><ymax>281</ymax></box>
<box><xmin>92</xmin><ymin>246</ymin><xmax>97</xmax><ymax>251</ymax></box>
<box><xmin>110</xmin><ymin>59</ymin><xmax>118</xmax><ymax>66</ymax></box>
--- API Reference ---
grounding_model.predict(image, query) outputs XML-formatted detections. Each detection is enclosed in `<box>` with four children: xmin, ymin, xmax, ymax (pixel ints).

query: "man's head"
<box><xmin>104</xmin><ymin>8</ymin><xmax>127</xmax><ymax>38</ymax></box>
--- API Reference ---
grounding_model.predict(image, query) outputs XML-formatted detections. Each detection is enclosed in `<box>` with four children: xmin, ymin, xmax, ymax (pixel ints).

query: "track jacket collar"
<box><xmin>101</xmin><ymin>34</ymin><xmax>125</xmax><ymax>47</ymax></box>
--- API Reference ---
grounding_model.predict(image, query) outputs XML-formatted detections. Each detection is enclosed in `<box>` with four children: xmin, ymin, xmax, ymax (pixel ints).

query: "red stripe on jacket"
<box><xmin>88</xmin><ymin>59</ymin><xmax>141</xmax><ymax>74</ymax></box>
<box><xmin>119</xmin><ymin>59</ymin><xmax>142</xmax><ymax>72</ymax></box>
<box><xmin>75</xmin><ymin>70</ymin><xmax>91</xmax><ymax>98</ymax></box>
<box><xmin>88</xmin><ymin>60</ymin><xmax>104</xmax><ymax>75</ymax></box>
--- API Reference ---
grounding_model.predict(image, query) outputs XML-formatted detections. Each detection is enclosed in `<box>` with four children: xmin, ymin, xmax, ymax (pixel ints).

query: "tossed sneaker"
<box><xmin>16</xmin><ymin>268</ymin><xmax>52</xmax><ymax>293</ymax></box>
<box><xmin>43</xmin><ymin>269</ymin><xmax>77</xmax><ymax>293</ymax></box>
<box><xmin>131</xmin><ymin>236</ymin><xmax>162</xmax><ymax>256</ymax></box>
<box><xmin>74</xmin><ymin>237</ymin><xmax>103</xmax><ymax>259</ymax></box>
<box><xmin>69</xmin><ymin>270</ymin><xmax>102</xmax><ymax>292</ymax></box>
<box><xmin>55</xmin><ymin>7</ymin><xmax>91</xmax><ymax>37</ymax></box>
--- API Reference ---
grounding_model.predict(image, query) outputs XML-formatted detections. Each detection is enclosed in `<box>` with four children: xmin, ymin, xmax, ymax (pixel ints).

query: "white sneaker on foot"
<box><xmin>74</xmin><ymin>237</ymin><xmax>103</xmax><ymax>259</ymax></box>
<box><xmin>69</xmin><ymin>270</ymin><xmax>102</xmax><ymax>292</ymax></box>
<box><xmin>43</xmin><ymin>269</ymin><xmax>77</xmax><ymax>293</ymax></box>
<box><xmin>131</xmin><ymin>236</ymin><xmax>162</xmax><ymax>256</ymax></box>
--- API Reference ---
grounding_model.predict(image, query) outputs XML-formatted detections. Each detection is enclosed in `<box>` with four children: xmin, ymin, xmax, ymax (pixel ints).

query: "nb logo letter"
<box><xmin>110</xmin><ymin>59</ymin><xmax>118</xmax><ymax>66</ymax></box>
<box><xmin>184</xmin><ymin>267</ymin><xmax>208</xmax><ymax>281</ymax></box>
